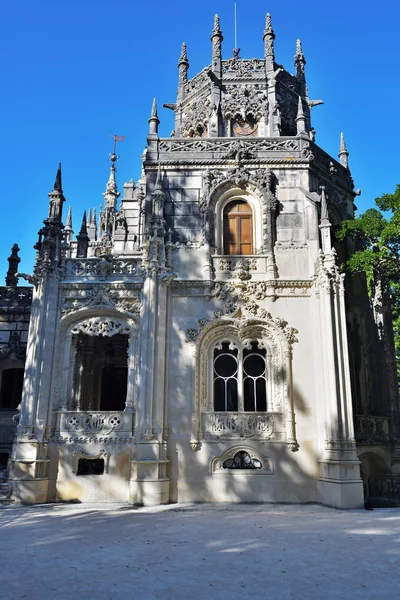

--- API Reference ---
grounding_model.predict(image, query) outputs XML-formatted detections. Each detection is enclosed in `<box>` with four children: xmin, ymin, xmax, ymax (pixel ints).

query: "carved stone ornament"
<box><xmin>70</xmin><ymin>317</ymin><xmax>132</xmax><ymax>337</ymax></box>
<box><xmin>222</xmin><ymin>58</ymin><xmax>265</xmax><ymax>79</ymax></box>
<box><xmin>222</xmin><ymin>84</ymin><xmax>268</xmax><ymax>120</ymax></box>
<box><xmin>60</xmin><ymin>284</ymin><xmax>141</xmax><ymax>317</ymax></box>
<box><xmin>181</xmin><ymin>96</ymin><xmax>212</xmax><ymax>137</ymax></box>
<box><xmin>199</xmin><ymin>163</ymin><xmax>277</xmax><ymax>214</ymax></box>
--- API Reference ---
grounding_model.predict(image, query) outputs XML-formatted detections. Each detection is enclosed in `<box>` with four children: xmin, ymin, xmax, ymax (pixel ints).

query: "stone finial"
<box><xmin>63</xmin><ymin>206</ymin><xmax>73</xmax><ymax>244</ymax></box>
<box><xmin>178</xmin><ymin>42</ymin><xmax>189</xmax><ymax>90</ymax></box>
<box><xmin>320</xmin><ymin>186</ymin><xmax>330</xmax><ymax>224</ymax></box>
<box><xmin>65</xmin><ymin>206</ymin><xmax>72</xmax><ymax>229</ymax></box>
<box><xmin>295</xmin><ymin>38</ymin><xmax>305</xmax><ymax>61</ymax></box>
<box><xmin>296</xmin><ymin>96</ymin><xmax>307</xmax><ymax>134</ymax></box>
<box><xmin>79</xmin><ymin>211</ymin><xmax>88</xmax><ymax>235</ymax></box>
<box><xmin>47</xmin><ymin>163</ymin><xmax>65</xmax><ymax>223</ymax></box>
<box><xmin>54</xmin><ymin>162</ymin><xmax>62</xmax><ymax>191</ymax></box>
<box><xmin>178</xmin><ymin>42</ymin><xmax>189</xmax><ymax>67</ymax></box>
<box><xmin>212</xmin><ymin>14</ymin><xmax>223</xmax><ymax>38</ymax></box>
<box><xmin>294</xmin><ymin>38</ymin><xmax>306</xmax><ymax>95</ymax></box>
<box><xmin>319</xmin><ymin>186</ymin><xmax>332</xmax><ymax>254</ymax></box>
<box><xmin>148</xmin><ymin>98</ymin><xmax>160</xmax><ymax>136</ymax></box>
<box><xmin>264</xmin><ymin>13</ymin><xmax>274</xmax><ymax>36</ymax></box>
<box><xmin>6</xmin><ymin>244</ymin><xmax>20</xmax><ymax>286</ymax></box>
<box><xmin>263</xmin><ymin>13</ymin><xmax>275</xmax><ymax>67</ymax></box>
<box><xmin>338</xmin><ymin>132</ymin><xmax>349</xmax><ymax>168</ymax></box>
<box><xmin>76</xmin><ymin>211</ymin><xmax>90</xmax><ymax>258</ymax></box>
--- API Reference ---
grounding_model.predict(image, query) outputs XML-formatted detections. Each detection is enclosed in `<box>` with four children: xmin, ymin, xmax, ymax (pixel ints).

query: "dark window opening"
<box><xmin>243</xmin><ymin>345</ymin><xmax>267</xmax><ymax>411</ymax></box>
<box><xmin>100</xmin><ymin>367</ymin><xmax>128</xmax><ymax>411</ymax></box>
<box><xmin>223</xmin><ymin>451</ymin><xmax>262</xmax><ymax>470</ymax></box>
<box><xmin>0</xmin><ymin>368</ymin><xmax>24</xmax><ymax>410</ymax></box>
<box><xmin>77</xmin><ymin>458</ymin><xmax>105</xmax><ymax>476</ymax></box>
<box><xmin>0</xmin><ymin>453</ymin><xmax>10</xmax><ymax>469</ymax></box>
<box><xmin>73</xmin><ymin>333</ymin><xmax>129</xmax><ymax>411</ymax></box>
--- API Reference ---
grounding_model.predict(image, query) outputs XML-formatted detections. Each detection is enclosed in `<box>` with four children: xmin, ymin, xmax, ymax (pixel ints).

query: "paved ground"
<box><xmin>0</xmin><ymin>502</ymin><xmax>399</xmax><ymax>600</ymax></box>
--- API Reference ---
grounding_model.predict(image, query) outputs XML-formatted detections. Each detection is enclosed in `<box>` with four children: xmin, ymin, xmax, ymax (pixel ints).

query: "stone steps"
<box><xmin>0</xmin><ymin>474</ymin><xmax>14</xmax><ymax>505</ymax></box>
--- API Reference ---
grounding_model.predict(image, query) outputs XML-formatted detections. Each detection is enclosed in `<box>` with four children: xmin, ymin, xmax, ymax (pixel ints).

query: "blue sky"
<box><xmin>1</xmin><ymin>0</ymin><xmax>399</xmax><ymax>281</ymax></box>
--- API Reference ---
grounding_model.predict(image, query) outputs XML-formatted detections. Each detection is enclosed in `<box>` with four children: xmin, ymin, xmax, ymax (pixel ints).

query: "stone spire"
<box><xmin>47</xmin><ymin>163</ymin><xmax>65</xmax><ymax>225</ymax></box>
<box><xmin>148</xmin><ymin>98</ymin><xmax>160</xmax><ymax>136</ymax></box>
<box><xmin>63</xmin><ymin>206</ymin><xmax>73</xmax><ymax>244</ymax></box>
<box><xmin>76</xmin><ymin>211</ymin><xmax>90</xmax><ymax>258</ymax></box>
<box><xmin>209</xmin><ymin>15</ymin><xmax>223</xmax><ymax>137</ymax></box>
<box><xmin>338</xmin><ymin>132</ymin><xmax>349</xmax><ymax>169</ymax></box>
<box><xmin>296</xmin><ymin>95</ymin><xmax>307</xmax><ymax>135</ymax></box>
<box><xmin>263</xmin><ymin>13</ymin><xmax>275</xmax><ymax>72</ymax></box>
<box><xmin>294</xmin><ymin>38</ymin><xmax>307</xmax><ymax>97</ymax></box>
<box><xmin>5</xmin><ymin>244</ymin><xmax>20</xmax><ymax>286</ymax></box>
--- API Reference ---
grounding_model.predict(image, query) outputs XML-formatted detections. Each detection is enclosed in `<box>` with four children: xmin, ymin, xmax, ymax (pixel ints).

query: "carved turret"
<box><xmin>177</xmin><ymin>42</ymin><xmax>189</xmax><ymax>102</ymax></box>
<box><xmin>148</xmin><ymin>98</ymin><xmax>160</xmax><ymax>136</ymax></box>
<box><xmin>76</xmin><ymin>211</ymin><xmax>90</xmax><ymax>258</ymax></box>
<box><xmin>6</xmin><ymin>244</ymin><xmax>20</xmax><ymax>286</ymax></box>
<box><xmin>211</xmin><ymin>14</ymin><xmax>223</xmax><ymax>75</ymax></box>
<box><xmin>294</xmin><ymin>38</ymin><xmax>306</xmax><ymax>97</ymax></box>
<box><xmin>263</xmin><ymin>13</ymin><xmax>275</xmax><ymax>73</ymax></box>
<box><xmin>338</xmin><ymin>132</ymin><xmax>349</xmax><ymax>169</ymax></box>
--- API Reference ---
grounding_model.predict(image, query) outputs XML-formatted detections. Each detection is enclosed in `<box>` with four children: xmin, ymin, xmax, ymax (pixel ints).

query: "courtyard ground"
<box><xmin>0</xmin><ymin>502</ymin><xmax>399</xmax><ymax>600</ymax></box>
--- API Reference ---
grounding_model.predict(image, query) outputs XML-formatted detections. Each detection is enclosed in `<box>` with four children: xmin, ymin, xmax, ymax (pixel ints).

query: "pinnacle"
<box><xmin>295</xmin><ymin>38</ymin><xmax>305</xmax><ymax>60</ymax></box>
<box><xmin>150</xmin><ymin>97</ymin><xmax>158</xmax><ymax>119</ymax></box>
<box><xmin>65</xmin><ymin>206</ymin><xmax>72</xmax><ymax>228</ymax></box>
<box><xmin>54</xmin><ymin>163</ymin><xmax>62</xmax><ymax>192</ymax></box>
<box><xmin>340</xmin><ymin>132</ymin><xmax>348</xmax><ymax>153</ymax></box>
<box><xmin>179</xmin><ymin>42</ymin><xmax>188</xmax><ymax>64</ymax></box>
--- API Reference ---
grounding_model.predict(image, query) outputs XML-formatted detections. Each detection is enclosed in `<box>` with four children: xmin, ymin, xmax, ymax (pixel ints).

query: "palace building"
<box><xmin>1</xmin><ymin>14</ymin><xmax>399</xmax><ymax>508</ymax></box>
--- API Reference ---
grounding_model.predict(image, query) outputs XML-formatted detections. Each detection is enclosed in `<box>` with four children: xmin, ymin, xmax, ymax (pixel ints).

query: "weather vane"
<box><xmin>110</xmin><ymin>134</ymin><xmax>125</xmax><ymax>163</ymax></box>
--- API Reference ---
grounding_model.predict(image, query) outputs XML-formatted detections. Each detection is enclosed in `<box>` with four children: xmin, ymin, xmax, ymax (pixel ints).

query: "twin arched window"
<box><xmin>213</xmin><ymin>341</ymin><xmax>267</xmax><ymax>412</ymax></box>
<box><xmin>223</xmin><ymin>200</ymin><xmax>253</xmax><ymax>255</ymax></box>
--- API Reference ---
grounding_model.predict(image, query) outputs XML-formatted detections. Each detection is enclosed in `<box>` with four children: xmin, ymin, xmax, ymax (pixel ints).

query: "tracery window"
<box><xmin>213</xmin><ymin>341</ymin><xmax>267</xmax><ymax>412</ymax></box>
<box><xmin>223</xmin><ymin>200</ymin><xmax>253</xmax><ymax>255</ymax></box>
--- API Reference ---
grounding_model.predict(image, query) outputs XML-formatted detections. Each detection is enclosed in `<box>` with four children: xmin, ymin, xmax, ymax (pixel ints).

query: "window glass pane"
<box><xmin>243</xmin><ymin>377</ymin><xmax>255</xmax><ymax>411</ymax></box>
<box><xmin>214</xmin><ymin>378</ymin><xmax>226</xmax><ymax>411</ymax></box>
<box><xmin>227</xmin><ymin>379</ymin><xmax>238</xmax><ymax>411</ymax></box>
<box><xmin>256</xmin><ymin>378</ymin><xmax>267</xmax><ymax>412</ymax></box>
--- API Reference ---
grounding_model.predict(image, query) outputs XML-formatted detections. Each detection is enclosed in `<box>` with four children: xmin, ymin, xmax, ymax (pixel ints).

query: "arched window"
<box><xmin>223</xmin><ymin>200</ymin><xmax>253</xmax><ymax>255</ymax></box>
<box><xmin>213</xmin><ymin>341</ymin><xmax>267</xmax><ymax>412</ymax></box>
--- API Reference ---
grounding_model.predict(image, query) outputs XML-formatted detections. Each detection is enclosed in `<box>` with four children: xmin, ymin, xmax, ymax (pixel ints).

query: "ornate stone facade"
<box><xmin>2</xmin><ymin>14</ymin><xmax>398</xmax><ymax>508</ymax></box>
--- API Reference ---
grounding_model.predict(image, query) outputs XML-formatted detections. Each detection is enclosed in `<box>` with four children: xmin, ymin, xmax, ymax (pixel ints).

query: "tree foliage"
<box><xmin>337</xmin><ymin>185</ymin><xmax>400</xmax><ymax>380</ymax></box>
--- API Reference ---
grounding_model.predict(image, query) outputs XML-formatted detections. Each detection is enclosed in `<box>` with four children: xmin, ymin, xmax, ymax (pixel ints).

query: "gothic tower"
<box><xmin>6</xmin><ymin>15</ymin><xmax>398</xmax><ymax>508</ymax></box>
